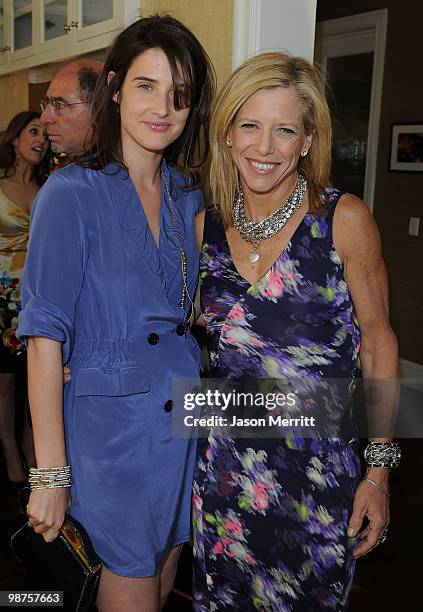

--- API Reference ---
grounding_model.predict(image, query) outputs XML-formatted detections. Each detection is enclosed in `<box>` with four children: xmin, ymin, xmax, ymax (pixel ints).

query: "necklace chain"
<box><xmin>161</xmin><ymin>167</ymin><xmax>190</xmax><ymax>311</ymax></box>
<box><xmin>232</xmin><ymin>174</ymin><xmax>308</xmax><ymax>259</ymax></box>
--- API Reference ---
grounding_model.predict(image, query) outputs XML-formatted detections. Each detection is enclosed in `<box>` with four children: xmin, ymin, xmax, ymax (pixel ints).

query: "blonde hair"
<box><xmin>210</xmin><ymin>52</ymin><xmax>332</xmax><ymax>226</ymax></box>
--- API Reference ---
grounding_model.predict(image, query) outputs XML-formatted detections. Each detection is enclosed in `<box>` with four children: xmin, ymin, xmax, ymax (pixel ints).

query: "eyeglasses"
<box><xmin>40</xmin><ymin>96</ymin><xmax>88</xmax><ymax>113</ymax></box>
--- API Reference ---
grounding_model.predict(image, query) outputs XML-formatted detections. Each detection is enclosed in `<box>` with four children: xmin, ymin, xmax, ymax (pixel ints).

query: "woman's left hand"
<box><xmin>347</xmin><ymin>479</ymin><xmax>390</xmax><ymax>558</ymax></box>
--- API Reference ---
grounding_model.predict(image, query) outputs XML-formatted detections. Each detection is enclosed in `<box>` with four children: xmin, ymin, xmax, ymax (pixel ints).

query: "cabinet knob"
<box><xmin>71</xmin><ymin>21</ymin><xmax>79</xmax><ymax>28</ymax></box>
<box><xmin>0</xmin><ymin>46</ymin><xmax>11</xmax><ymax>52</ymax></box>
<box><xmin>63</xmin><ymin>24</ymin><xmax>72</xmax><ymax>33</ymax></box>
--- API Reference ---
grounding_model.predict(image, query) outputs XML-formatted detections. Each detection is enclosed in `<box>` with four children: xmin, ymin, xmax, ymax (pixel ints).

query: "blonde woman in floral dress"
<box><xmin>0</xmin><ymin>111</ymin><xmax>49</xmax><ymax>499</ymax></box>
<box><xmin>193</xmin><ymin>53</ymin><xmax>398</xmax><ymax>611</ymax></box>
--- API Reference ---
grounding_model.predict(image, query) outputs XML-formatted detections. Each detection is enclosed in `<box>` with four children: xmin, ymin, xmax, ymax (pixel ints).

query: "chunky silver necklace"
<box><xmin>232</xmin><ymin>174</ymin><xmax>307</xmax><ymax>263</ymax></box>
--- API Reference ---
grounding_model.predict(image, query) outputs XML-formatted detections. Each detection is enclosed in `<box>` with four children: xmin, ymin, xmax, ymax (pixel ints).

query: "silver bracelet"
<box><xmin>362</xmin><ymin>477</ymin><xmax>391</xmax><ymax>497</ymax></box>
<box><xmin>29</xmin><ymin>465</ymin><xmax>72</xmax><ymax>491</ymax></box>
<box><xmin>364</xmin><ymin>442</ymin><xmax>401</xmax><ymax>468</ymax></box>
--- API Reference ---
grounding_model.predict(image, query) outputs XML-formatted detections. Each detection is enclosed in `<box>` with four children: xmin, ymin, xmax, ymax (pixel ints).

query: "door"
<box><xmin>315</xmin><ymin>9</ymin><xmax>388</xmax><ymax>211</ymax></box>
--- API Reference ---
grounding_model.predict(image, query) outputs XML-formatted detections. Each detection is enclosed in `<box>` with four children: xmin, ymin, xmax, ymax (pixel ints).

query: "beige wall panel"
<box><xmin>0</xmin><ymin>72</ymin><xmax>29</xmax><ymax>131</ymax></box>
<box><xmin>140</xmin><ymin>0</ymin><xmax>234</xmax><ymax>87</ymax></box>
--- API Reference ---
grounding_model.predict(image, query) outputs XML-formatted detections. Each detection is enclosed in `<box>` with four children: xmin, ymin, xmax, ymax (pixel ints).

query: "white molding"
<box><xmin>232</xmin><ymin>0</ymin><xmax>261</xmax><ymax>68</ymax></box>
<box><xmin>316</xmin><ymin>9</ymin><xmax>388</xmax><ymax>213</ymax></box>
<box><xmin>319</xmin><ymin>9</ymin><xmax>386</xmax><ymax>38</ymax></box>
<box><xmin>232</xmin><ymin>0</ymin><xmax>248</xmax><ymax>68</ymax></box>
<box><xmin>365</xmin><ymin>9</ymin><xmax>387</xmax><ymax>213</ymax></box>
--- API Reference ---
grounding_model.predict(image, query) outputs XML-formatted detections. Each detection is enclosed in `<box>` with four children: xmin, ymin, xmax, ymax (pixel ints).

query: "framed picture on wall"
<box><xmin>389</xmin><ymin>123</ymin><xmax>423</xmax><ymax>172</ymax></box>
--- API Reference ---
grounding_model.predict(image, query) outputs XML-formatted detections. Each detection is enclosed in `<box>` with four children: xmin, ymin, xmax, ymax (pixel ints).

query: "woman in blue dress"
<box><xmin>193</xmin><ymin>52</ymin><xmax>399</xmax><ymax>610</ymax></box>
<box><xmin>17</xmin><ymin>15</ymin><xmax>215</xmax><ymax>611</ymax></box>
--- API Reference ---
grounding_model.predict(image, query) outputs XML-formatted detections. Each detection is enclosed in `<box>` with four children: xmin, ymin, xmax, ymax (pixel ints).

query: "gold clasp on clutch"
<box><xmin>60</xmin><ymin>521</ymin><xmax>102</xmax><ymax>574</ymax></box>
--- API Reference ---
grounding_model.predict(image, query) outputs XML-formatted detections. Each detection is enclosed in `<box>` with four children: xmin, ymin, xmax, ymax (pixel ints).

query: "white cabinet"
<box><xmin>76</xmin><ymin>0</ymin><xmax>117</xmax><ymax>42</ymax></box>
<box><xmin>0</xmin><ymin>0</ymin><xmax>139</xmax><ymax>74</ymax></box>
<box><xmin>38</xmin><ymin>0</ymin><xmax>71</xmax><ymax>52</ymax></box>
<box><xmin>11</xmin><ymin>0</ymin><xmax>35</xmax><ymax>61</ymax></box>
<box><xmin>0</xmin><ymin>0</ymin><xmax>11</xmax><ymax>66</ymax></box>
<box><xmin>38</xmin><ymin>0</ymin><xmax>121</xmax><ymax>53</ymax></box>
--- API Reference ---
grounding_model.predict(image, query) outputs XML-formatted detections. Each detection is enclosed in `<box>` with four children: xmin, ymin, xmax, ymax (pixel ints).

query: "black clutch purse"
<box><xmin>10</xmin><ymin>515</ymin><xmax>102</xmax><ymax>612</ymax></box>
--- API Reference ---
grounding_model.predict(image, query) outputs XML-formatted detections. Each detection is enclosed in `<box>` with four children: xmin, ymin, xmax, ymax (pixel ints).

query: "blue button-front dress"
<box><xmin>18</xmin><ymin>161</ymin><xmax>203</xmax><ymax>577</ymax></box>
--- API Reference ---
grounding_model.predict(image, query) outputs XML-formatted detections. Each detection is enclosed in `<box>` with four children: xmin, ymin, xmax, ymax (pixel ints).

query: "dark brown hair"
<box><xmin>77</xmin><ymin>64</ymin><xmax>102</xmax><ymax>103</ymax></box>
<box><xmin>81</xmin><ymin>15</ymin><xmax>215</xmax><ymax>182</ymax></box>
<box><xmin>0</xmin><ymin>111</ymin><xmax>51</xmax><ymax>185</ymax></box>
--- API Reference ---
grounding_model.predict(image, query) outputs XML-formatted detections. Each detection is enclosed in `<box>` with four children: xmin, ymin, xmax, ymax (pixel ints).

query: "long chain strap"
<box><xmin>161</xmin><ymin>168</ymin><xmax>190</xmax><ymax>311</ymax></box>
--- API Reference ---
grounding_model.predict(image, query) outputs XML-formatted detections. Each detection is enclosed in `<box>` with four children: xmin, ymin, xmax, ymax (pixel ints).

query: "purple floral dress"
<box><xmin>193</xmin><ymin>189</ymin><xmax>362</xmax><ymax>611</ymax></box>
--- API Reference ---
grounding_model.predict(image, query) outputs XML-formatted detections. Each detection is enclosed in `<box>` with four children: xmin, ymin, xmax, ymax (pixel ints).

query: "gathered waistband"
<box><xmin>71</xmin><ymin>328</ymin><xmax>194</xmax><ymax>360</ymax></box>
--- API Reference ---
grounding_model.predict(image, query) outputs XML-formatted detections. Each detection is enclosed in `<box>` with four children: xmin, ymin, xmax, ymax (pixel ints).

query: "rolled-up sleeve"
<box><xmin>194</xmin><ymin>188</ymin><xmax>205</xmax><ymax>214</ymax></box>
<box><xmin>17</xmin><ymin>173</ymin><xmax>88</xmax><ymax>363</ymax></box>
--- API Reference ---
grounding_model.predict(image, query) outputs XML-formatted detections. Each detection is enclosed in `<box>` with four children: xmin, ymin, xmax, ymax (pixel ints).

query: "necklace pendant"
<box><xmin>249</xmin><ymin>251</ymin><xmax>260</xmax><ymax>263</ymax></box>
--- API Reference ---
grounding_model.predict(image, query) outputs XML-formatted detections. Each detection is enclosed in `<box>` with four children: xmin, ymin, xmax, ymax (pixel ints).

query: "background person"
<box><xmin>0</xmin><ymin>111</ymin><xmax>49</xmax><ymax>504</ymax></box>
<box><xmin>18</xmin><ymin>15</ymin><xmax>215</xmax><ymax>612</ymax></box>
<box><xmin>193</xmin><ymin>52</ymin><xmax>399</xmax><ymax>611</ymax></box>
<box><xmin>40</xmin><ymin>59</ymin><xmax>102</xmax><ymax>158</ymax></box>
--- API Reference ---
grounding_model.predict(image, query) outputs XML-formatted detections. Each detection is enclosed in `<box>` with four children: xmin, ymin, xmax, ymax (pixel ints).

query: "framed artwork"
<box><xmin>389</xmin><ymin>123</ymin><xmax>423</xmax><ymax>172</ymax></box>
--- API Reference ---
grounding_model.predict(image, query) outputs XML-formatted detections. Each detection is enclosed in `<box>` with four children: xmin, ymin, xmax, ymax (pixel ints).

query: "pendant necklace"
<box><xmin>232</xmin><ymin>174</ymin><xmax>307</xmax><ymax>263</ymax></box>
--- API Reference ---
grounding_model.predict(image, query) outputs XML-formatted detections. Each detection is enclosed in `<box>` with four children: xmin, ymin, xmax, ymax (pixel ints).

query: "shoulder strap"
<box><xmin>322</xmin><ymin>188</ymin><xmax>346</xmax><ymax>239</ymax></box>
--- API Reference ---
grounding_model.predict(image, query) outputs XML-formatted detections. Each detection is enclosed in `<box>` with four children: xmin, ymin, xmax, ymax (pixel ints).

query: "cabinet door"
<box><xmin>0</xmin><ymin>0</ymin><xmax>11</xmax><ymax>66</ymax></box>
<box><xmin>75</xmin><ymin>0</ymin><xmax>119</xmax><ymax>43</ymax></box>
<box><xmin>10</xmin><ymin>0</ymin><xmax>35</xmax><ymax>60</ymax></box>
<box><xmin>39</xmin><ymin>0</ymin><xmax>73</xmax><ymax>54</ymax></box>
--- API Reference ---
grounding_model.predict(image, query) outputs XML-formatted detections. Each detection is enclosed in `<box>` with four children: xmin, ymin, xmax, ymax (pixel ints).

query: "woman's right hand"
<box><xmin>27</xmin><ymin>488</ymin><xmax>70</xmax><ymax>542</ymax></box>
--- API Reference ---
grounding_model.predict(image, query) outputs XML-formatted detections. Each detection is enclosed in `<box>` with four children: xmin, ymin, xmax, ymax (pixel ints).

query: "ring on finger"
<box><xmin>377</xmin><ymin>527</ymin><xmax>389</xmax><ymax>545</ymax></box>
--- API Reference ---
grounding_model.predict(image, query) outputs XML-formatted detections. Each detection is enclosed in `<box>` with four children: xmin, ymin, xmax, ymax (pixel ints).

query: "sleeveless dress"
<box><xmin>0</xmin><ymin>185</ymin><xmax>29</xmax><ymax>371</ymax></box>
<box><xmin>193</xmin><ymin>189</ymin><xmax>362</xmax><ymax>611</ymax></box>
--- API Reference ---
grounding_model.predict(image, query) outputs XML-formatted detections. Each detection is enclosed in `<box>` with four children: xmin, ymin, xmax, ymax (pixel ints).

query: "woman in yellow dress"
<box><xmin>0</xmin><ymin>111</ymin><xmax>50</xmax><ymax>500</ymax></box>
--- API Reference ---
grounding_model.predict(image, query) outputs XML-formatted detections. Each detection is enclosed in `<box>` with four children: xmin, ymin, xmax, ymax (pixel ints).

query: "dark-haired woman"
<box><xmin>18</xmin><ymin>15</ymin><xmax>215</xmax><ymax>612</ymax></box>
<box><xmin>0</xmin><ymin>111</ymin><xmax>49</xmax><ymax>501</ymax></box>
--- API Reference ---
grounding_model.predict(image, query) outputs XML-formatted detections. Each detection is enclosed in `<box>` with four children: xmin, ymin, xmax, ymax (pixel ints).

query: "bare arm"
<box><xmin>26</xmin><ymin>337</ymin><xmax>70</xmax><ymax>541</ymax></box>
<box><xmin>18</xmin><ymin>175</ymin><xmax>88</xmax><ymax>541</ymax></box>
<box><xmin>335</xmin><ymin>194</ymin><xmax>399</xmax><ymax>445</ymax></box>
<box><xmin>334</xmin><ymin>194</ymin><xmax>398</xmax><ymax>557</ymax></box>
<box><xmin>28</xmin><ymin>337</ymin><xmax>67</xmax><ymax>466</ymax></box>
<box><xmin>335</xmin><ymin>195</ymin><xmax>398</xmax><ymax>381</ymax></box>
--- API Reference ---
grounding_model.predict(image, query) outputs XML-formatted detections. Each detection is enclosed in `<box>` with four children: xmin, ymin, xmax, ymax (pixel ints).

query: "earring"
<box><xmin>301</xmin><ymin>149</ymin><xmax>308</xmax><ymax>157</ymax></box>
<box><xmin>226</xmin><ymin>138</ymin><xmax>232</xmax><ymax>147</ymax></box>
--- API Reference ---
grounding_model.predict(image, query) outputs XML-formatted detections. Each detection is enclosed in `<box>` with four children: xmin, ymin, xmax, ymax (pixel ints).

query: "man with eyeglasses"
<box><xmin>40</xmin><ymin>60</ymin><xmax>102</xmax><ymax>158</ymax></box>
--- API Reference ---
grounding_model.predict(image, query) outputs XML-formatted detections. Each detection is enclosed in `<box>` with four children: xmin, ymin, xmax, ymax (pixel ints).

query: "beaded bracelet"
<box><xmin>364</xmin><ymin>442</ymin><xmax>401</xmax><ymax>469</ymax></box>
<box><xmin>28</xmin><ymin>465</ymin><xmax>72</xmax><ymax>491</ymax></box>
